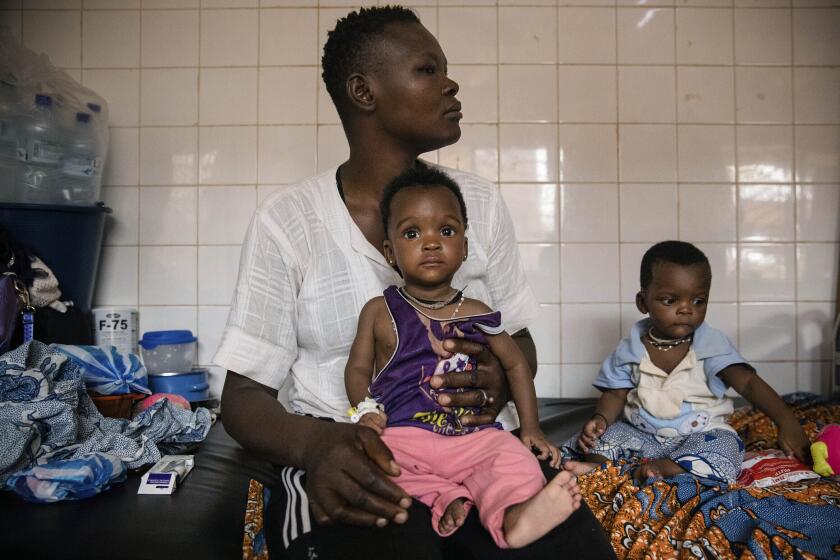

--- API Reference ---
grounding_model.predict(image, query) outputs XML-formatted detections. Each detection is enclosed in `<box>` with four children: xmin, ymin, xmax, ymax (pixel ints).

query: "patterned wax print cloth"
<box><xmin>570</xmin><ymin>393</ymin><xmax>840</xmax><ymax>560</ymax></box>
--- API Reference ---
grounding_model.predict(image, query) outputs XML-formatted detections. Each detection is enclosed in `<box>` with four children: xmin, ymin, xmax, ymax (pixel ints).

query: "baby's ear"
<box><xmin>383</xmin><ymin>240</ymin><xmax>395</xmax><ymax>266</ymax></box>
<box><xmin>635</xmin><ymin>291</ymin><xmax>648</xmax><ymax>314</ymax></box>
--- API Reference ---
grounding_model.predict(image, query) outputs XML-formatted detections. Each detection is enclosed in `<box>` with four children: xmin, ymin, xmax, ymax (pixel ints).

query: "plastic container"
<box><xmin>147</xmin><ymin>368</ymin><xmax>210</xmax><ymax>402</ymax></box>
<box><xmin>0</xmin><ymin>81</ymin><xmax>19</xmax><ymax>200</ymax></box>
<box><xmin>16</xmin><ymin>94</ymin><xmax>65</xmax><ymax>204</ymax></box>
<box><xmin>139</xmin><ymin>330</ymin><xmax>197</xmax><ymax>374</ymax></box>
<box><xmin>0</xmin><ymin>202</ymin><xmax>111</xmax><ymax>311</ymax></box>
<box><xmin>58</xmin><ymin>111</ymin><xmax>101</xmax><ymax>205</ymax></box>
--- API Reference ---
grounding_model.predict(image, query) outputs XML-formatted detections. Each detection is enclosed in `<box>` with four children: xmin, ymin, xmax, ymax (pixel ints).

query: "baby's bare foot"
<box><xmin>503</xmin><ymin>471</ymin><xmax>581</xmax><ymax>548</ymax></box>
<box><xmin>562</xmin><ymin>460</ymin><xmax>599</xmax><ymax>476</ymax></box>
<box><xmin>439</xmin><ymin>498</ymin><xmax>467</xmax><ymax>534</ymax></box>
<box><xmin>635</xmin><ymin>458</ymin><xmax>685</xmax><ymax>482</ymax></box>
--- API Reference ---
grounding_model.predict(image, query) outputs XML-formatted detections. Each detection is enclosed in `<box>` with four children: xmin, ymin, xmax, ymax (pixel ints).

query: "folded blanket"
<box><xmin>0</xmin><ymin>341</ymin><xmax>212</xmax><ymax>493</ymax></box>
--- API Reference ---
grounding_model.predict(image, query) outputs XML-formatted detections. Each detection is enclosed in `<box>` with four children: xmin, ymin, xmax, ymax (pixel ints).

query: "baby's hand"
<box><xmin>520</xmin><ymin>428</ymin><xmax>562</xmax><ymax>469</ymax></box>
<box><xmin>578</xmin><ymin>415</ymin><xmax>607</xmax><ymax>453</ymax></box>
<box><xmin>777</xmin><ymin>420</ymin><xmax>811</xmax><ymax>465</ymax></box>
<box><xmin>357</xmin><ymin>411</ymin><xmax>388</xmax><ymax>435</ymax></box>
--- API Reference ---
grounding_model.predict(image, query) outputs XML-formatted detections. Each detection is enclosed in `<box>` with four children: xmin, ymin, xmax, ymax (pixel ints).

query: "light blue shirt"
<box><xmin>593</xmin><ymin>319</ymin><xmax>752</xmax><ymax>399</ymax></box>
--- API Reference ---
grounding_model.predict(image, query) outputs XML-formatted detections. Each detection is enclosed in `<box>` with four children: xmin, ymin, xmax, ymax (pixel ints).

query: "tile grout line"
<box><xmin>555</xmin><ymin>1</ymin><xmax>563</xmax><ymax>388</ymax></box>
<box><xmin>614</xmin><ymin>0</ymin><xmax>622</xmax><ymax>346</ymax></box>
<box><xmin>731</xmin><ymin>1</ymin><xmax>741</xmax><ymax>350</ymax></box>
<box><xmin>789</xmin><ymin>0</ymin><xmax>800</xmax><ymax>386</ymax></box>
<box><xmin>135</xmin><ymin>4</ymin><xmax>143</xmax><ymax>309</ymax></box>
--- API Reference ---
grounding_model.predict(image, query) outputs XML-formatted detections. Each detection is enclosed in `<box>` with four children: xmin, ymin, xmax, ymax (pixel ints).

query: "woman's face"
<box><xmin>369</xmin><ymin>22</ymin><xmax>462</xmax><ymax>153</ymax></box>
<box><xmin>383</xmin><ymin>185</ymin><xmax>467</xmax><ymax>290</ymax></box>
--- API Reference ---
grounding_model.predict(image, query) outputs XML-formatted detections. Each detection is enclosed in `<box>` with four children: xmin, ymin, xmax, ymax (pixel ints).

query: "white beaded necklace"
<box><xmin>646</xmin><ymin>327</ymin><xmax>692</xmax><ymax>352</ymax></box>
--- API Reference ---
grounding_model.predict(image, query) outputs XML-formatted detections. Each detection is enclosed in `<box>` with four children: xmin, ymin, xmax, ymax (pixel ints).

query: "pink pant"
<box><xmin>381</xmin><ymin>426</ymin><xmax>546</xmax><ymax>548</ymax></box>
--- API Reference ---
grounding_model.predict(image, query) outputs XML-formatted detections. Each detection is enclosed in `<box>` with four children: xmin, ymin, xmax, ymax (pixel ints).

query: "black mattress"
<box><xmin>0</xmin><ymin>399</ymin><xmax>596</xmax><ymax>559</ymax></box>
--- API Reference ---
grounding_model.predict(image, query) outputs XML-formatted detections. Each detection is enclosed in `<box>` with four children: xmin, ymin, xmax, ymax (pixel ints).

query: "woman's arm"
<box><xmin>221</xmin><ymin>372</ymin><xmax>411</xmax><ymax>527</ymax></box>
<box><xmin>719</xmin><ymin>364</ymin><xmax>810</xmax><ymax>463</ymax></box>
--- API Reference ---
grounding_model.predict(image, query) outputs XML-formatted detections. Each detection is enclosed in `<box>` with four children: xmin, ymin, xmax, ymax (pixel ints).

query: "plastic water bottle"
<box><xmin>58</xmin><ymin>111</ymin><xmax>101</xmax><ymax>204</ymax></box>
<box><xmin>86</xmin><ymin>101</ymin><xmax>108</xmax><ymax>192</ymax></box>
<box><xmin>16</xmin><ymin>94</ymin><xmax>64</xmax><ymax>203</ymax></box>
<box><xmin>0</xmin><ymin>81</ymin><xmax>19</xmax><ymax>201</ymax></box>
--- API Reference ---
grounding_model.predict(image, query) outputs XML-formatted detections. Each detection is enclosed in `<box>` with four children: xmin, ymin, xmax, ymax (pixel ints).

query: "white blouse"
<box><xmin>213</xmin><ymin>164</ymin><xmax>540</xmax><ymax>424</ymax></box>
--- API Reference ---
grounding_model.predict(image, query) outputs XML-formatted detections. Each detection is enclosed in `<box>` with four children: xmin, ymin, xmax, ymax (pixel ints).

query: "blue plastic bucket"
<box><xmin>148</xmin><ymin>368</ymin><xmax>211</xmax><ymax>402</ymax></box>
<box><xmin>0</xmin><ymin>202</ymin><xmax>111</xmax><ymax>312</ymax></box>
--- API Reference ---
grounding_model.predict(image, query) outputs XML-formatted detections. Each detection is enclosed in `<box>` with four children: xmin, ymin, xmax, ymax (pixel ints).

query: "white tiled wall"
<box><xmin>6</xmin><ymin>0</ymin><xmax>838</xmax><ymax>399</ymax></box>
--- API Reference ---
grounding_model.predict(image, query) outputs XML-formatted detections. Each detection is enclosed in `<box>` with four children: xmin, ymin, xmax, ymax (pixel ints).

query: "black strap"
<box><xmin>336</xmin><ymin>167</ymin><xmax>345</xmax><ymax>202</ymax></box>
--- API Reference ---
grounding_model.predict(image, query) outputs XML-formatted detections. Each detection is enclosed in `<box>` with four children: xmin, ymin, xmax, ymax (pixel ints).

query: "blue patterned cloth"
<box><xmin>0</xmin><ymin>341</ymin><xmax>212</xmax><ymax>500</ymax></box>
<box><xmin>6</xmin><ymin>453</ymin><xmax>126</xmax><ymax>503</ymax></box>
<box><xmin>55</xmin><ymin>344</ymin><xmax>151</xmax><ymax>395</ymax></box>
<box><xmin>563</xmin><ymin>421</ymin><xmax>745</xmax><ymax>482</ymax></box>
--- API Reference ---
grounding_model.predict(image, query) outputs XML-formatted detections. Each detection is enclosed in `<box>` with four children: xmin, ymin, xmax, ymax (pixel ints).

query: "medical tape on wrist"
<box><xmin>348</xmin><ymin>397</ymin><xmax>384</xmax><ymax>424</ymax></box>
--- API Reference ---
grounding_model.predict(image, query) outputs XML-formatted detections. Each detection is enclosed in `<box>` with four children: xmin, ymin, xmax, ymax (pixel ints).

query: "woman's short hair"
<box><xmin>321</xmin><ymin>6</ymin><xmax>420</xmax><ymax>117</ymax></box>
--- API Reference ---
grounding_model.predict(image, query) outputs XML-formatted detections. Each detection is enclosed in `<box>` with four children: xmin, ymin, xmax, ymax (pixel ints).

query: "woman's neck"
<box><xmin>340</xmin><ymin>147</ymin><xmax>421</xmax><ymax>200</ymax></box>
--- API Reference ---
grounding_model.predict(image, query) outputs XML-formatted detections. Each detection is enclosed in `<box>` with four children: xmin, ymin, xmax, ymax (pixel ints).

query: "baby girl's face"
<box><xmin>636</xmin><ymin>262</ymin><xmax>711</xmax><ymax>339</ymax></box>
<box><xmin>384</xmin><ymin>184</ymin><xmax>467</xmax><ymax>290</ymax></box>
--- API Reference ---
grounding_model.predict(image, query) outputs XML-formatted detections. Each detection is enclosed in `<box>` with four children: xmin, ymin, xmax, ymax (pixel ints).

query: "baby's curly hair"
<box><xmin>321</xmin><ymin>6</ymin><xmax>420</xmax><ymax>117</ymax></box>
<box><xmin>640</xmin><ymin>241</ymin><xmax>711</xmax><ymax>289</ymax></box>
<box><xmin>380</xmin><ymin>167</ymin><xmax>468</xmax><ymax>235</ymax></box>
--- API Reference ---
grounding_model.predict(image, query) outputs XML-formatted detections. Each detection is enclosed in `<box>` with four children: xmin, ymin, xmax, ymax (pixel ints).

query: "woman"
<box><xmin>215</xmin><ymin>6</ymin><xmax>615</xmax><ymax>559</ymax></box>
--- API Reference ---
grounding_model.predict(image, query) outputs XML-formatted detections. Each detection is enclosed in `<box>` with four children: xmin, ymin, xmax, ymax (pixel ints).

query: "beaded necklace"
<box><xmin>646</xmin><ymin>328</ymin><xmax>692</xmax><ymax>352</ymax></box>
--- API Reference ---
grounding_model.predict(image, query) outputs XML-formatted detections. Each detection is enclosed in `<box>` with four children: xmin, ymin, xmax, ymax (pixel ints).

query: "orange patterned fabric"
<box><xmin>577</xmin><ymin>395</ymin><xmax>840</xmax><ymax>559</ymax></box>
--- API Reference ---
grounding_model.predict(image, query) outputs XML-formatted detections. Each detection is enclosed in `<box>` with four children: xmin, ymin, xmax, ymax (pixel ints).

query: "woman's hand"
<box><xmin>777</xmin><ymin>419</ymin><xmax>811</xmax><ymax>465</ymax></box>
<box><xmin>303</xmin><ymin>422</ymin><xmax>412</xmax><ymax>528</ymax></box>
<box><xmin>578</xmin><ymin>415</ymin><xmax>607</xmax><ymax>453</ymax></box>
<box><xmin>520</xmin><ymin>427</ymin><xmax>562</xmax><ymax>468</ymax></box>
<box><xmin>429</xmin><ymin>338</ymin><xmax>509</xmax><ymax>427</ymax></box>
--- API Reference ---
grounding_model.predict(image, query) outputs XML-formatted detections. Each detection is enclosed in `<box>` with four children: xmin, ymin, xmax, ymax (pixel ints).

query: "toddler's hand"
<box><xmin>358</xmin><ymin>411</ymin><xmax>388</xmax><ymax>435</ymax></box>
<box><xmin>520</xmin><ymin>428</ymin><xmax>562</xmax><ymax>469</ymax></box>
<box><xmin>578</xmin><ymin>415</ymin><xmax>607</xmax><ymax>453</ymax></box>
<box><xmin>777</xmin><ymin>420</ymin><xmax>811</xmax><ymax>465</ymax></box>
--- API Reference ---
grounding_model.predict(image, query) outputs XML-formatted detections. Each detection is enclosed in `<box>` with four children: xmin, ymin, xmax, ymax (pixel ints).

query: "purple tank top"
<box><xmin>369</xmin><ymin>285</ymin><xmax>504</xmax><ymax>436</ymax></box>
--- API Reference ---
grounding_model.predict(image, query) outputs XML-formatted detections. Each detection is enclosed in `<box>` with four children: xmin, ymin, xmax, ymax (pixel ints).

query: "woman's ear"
<box><xmin>463</xmin><ymin>236</ymin><xmax>469</xmax><ymax>262</ymax></box>
<box><xmin>347</xmin><ymin>73</ymin><xmax>375</xmax><ymax>113</ymax></box>
<box><xmin>635</xmin><ymin>291</ymin><xmax>648</xmax><ymax>314</ymax></box>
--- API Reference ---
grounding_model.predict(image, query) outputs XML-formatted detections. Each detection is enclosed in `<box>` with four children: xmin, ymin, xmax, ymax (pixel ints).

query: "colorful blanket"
<box><xmin>241</xmin><ymin>393</ymin><xmax>840</xmax><ymax>559</ymax></box>
<box><xmin>579</xmin><ymin>393</ymin><xmax>840</xmax><ymax>559</ymax></box>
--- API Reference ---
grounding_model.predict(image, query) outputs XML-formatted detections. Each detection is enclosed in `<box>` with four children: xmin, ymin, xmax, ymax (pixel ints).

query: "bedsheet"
<box><xmin>578</xmin><ymin>393</ymin><xmax>840</xmax><ymax>559</ymax></box>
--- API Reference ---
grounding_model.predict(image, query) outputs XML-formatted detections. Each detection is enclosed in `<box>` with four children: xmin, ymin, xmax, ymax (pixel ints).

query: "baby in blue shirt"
<box><xmin>564</xmin><ymin>241</ymin><xmax>810</xmax><ymax>482</ymax></box>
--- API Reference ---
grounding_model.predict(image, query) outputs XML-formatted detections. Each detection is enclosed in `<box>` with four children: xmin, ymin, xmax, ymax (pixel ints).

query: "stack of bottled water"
<box><xmin>0</xmin><ymin>29</ymin><xmax>109</xmax><ymax>206</ymax></box>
